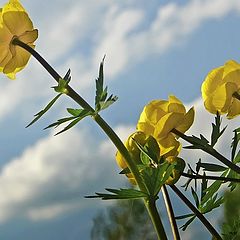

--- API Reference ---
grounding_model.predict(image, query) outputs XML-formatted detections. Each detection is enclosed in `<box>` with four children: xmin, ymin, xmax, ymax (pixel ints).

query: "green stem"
<box><xmin>13</xmin><ymin>39</ymin><xmax>167</xmax><ymax>240</ymax></box>
<box><xmin>170</xmin><ymin>185</ymin><xmax>223</xmax><ymax>240</ymax></box>
<box><xmin>162</xmin><ymin>185</ymin><xmax>180</xmax><ymax>240</ymax></box>
<box><xmin>146</xmin><ymin>199</ymin><xmax>168</xmax><ymax>240</ymax></box>
<box><xmin>182</xmin><ymin>172</ymin><xmax>240</xmax><ymax>183</ymax></box>
<box><xmin>171</xmin><ymin>128</ymin><xmax>240</xmax><ymax>174</ymax></box>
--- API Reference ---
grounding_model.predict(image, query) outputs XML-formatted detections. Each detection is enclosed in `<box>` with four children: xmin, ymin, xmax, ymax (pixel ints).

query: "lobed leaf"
<box><xmin>26</xmin><ymin>93</ymin><xmax>62</xmax><ymax>128</ymax></box>
<box><xmin>85</xmin><ymin>188</ymin><xmax>148</xmax><ymax>200</ymax></box>
<box><xmin>211</xmin><ymin>113</ymin><xmax>227</xmax><ymax>147</ymax></box>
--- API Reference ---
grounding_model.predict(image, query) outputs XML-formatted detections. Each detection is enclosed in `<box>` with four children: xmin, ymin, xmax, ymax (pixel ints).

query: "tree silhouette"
<box><xmin>90</xmin><ymin>199</ymin><xmax>156</xmax><ymax>240</ymax></box>
<box><xmin>221</xmin><ymin>186</ymin><xmax>240</xmax><ymax>240</ymax></box>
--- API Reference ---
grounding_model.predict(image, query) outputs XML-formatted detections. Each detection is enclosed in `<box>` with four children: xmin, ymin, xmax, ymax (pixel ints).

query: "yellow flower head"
<box><xmin>0</xmin><ymin>0</ymin><xmax>38</xmax><ymax>79</ymax></box>
<box><xmin>115</xmin><ymin>131</ymin><xmax>160</xmax><ymax>184</ymax></box>
<box><xmin>137</xmin><ymin>95</ymin><xmax>194</xmax><ymax>157</ymax></box>
<box><xmin>201</xmin><ymin>60</ymin><xmax>240</xmax><ymax>119</ymax></box>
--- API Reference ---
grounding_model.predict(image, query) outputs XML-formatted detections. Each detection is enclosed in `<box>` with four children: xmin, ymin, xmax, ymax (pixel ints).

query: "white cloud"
<box><xmin>0</xmin><ymin>123</ymin><xmax>136</xmax><ymax>223</ymax></box>
<box><xmin>1</xmin><ymin>0</ymin><xmax>240</xmax><ymax>123</ymax></box>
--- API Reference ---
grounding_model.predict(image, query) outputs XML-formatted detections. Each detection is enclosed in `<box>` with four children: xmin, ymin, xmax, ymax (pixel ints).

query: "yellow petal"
<box><xmin>0</xmin><ymin>43</ymin><xmax>11</xmax><ymax>66</ymax></box>
<box><xmin>204</xmin><ymin>82</ymin><xmax>237</xmax><ymax>114</ymax></box>
<box><xmin>201</xmin><ymin>66</ymin><xmax>224</xmax><ymax>101</ymax></box>
<box><xmin>138</xmin><ymin>100</ymin><xmax>168</xmax><ymax>126</ymax></box>
<box><xmin>176</xmin><ymin>107</ymin><xmax>195</xmax><ymax>135</ymax></box>
<box><xmin>3</xmin><ymin>8</ymin><xmax>33</xmax><ymax>36</ymax></box>
<box><xmin>3</xmin><ymin>43</ymin><xmax>34</xmax><ymax>79</ymax></box>
<box><xmin>115</xmin><ymin>150</ymin><xmax>127</xmax><ymax>170</ymax></box>
<box><xmin>227</xmin><ymin>98</ymin><xmax>240</xmax><ymax>119</ymax></box>
<box><xmin>18</xmin><ymin>29</ymin><xmax>38</xmax><ymax>44</ymax></box>
<box><xmin>223</xmin><ymin>60</ymin><xmax>240</xmax><ymax>87</ymax></box>
<box><xmin>137</xmin><ymin>121</ymin><xmax>155</xmax><ymax>136</ymax></box>
<box><xmin>158</xmin><ymin>134</ymin><xmax>181</xmax><ymax>157</ymax></box>
<box><xmin>154</xmin><ymin>112</ymin><xmax>184</xmax><ymax>139</ymax></box>
<box><xmin>168</xmin><ymin>95</ymin><xmax>186</xmax><ymax>114</ymax></box>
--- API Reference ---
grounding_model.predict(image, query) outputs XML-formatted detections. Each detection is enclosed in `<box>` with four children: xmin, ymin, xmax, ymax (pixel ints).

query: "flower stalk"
<box><xmin>12</xmin><ymin>38</ymin><xmax>167</xmax><ymax>240</ymax></box>
<box><xmin>162</xmin><ymin>185</ymin><xmax>180</xmax><ymax>240</ymax></box>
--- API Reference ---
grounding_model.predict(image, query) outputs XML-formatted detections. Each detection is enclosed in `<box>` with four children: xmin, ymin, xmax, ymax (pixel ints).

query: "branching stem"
<box><xmin>13</xmin><ymin>39</ymin><xmax>167</xmax><ymax>240</ymax></box>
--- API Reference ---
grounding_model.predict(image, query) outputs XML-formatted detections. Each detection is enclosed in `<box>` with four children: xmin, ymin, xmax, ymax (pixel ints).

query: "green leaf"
<box><xmin>211</xmin><ymin>113</ymin><xmax>227</xmax><ymax>147</ymax></box>
<box><xmin>44</xmin><ymin>116</ymin><xmax>77</xmax><ymax>129</ymax></box>
<box><xmin>67</xmin><ymin>108</ymin><xmax>88</xmax><ymax>117</ymax></box>
<box><xmin>55</xmin><ymin>117</ymin><xmax>83</xmax><ymax>136</ymax></box>
<box><xmin>53</xmin><ymin>78</ymin><xmax>70</xmax><ymax>94</ymax></box>
<box><xmin>226</xmin><ymin>167</ymin><xmax>240</xmax><ymax>191</ymax></box>
<box><xmin>231</xmin><ymin>128</ymin><xmax>240</xmax><ymax>161</ymax></box>
<box><xmin>94</xmin><ymin>57</ymin><xmax>118</xmax><ymax>113</ymax></box>
<box><xmin>200</xmin><ymin>194</ymin><xmax>224</xmax><ymax>214</ymax></box>
<box><xmin>196</xmin><ymin>162</ymin><xmax>227</xmax><ymax>172</ymax></box>
<box><xmin>98</xmin><ymin>95</ymin><xmax>118</xmax><ymax>111</ymax></box>
<box><xmin>191</xmin><ymin>187</ymin><xmax>199</xmax><ymax>207</ymax></box>
<box><xmin>44</xmin><ymin>109</ymin><xmax>92</xmax><ymax>134</ymax></box>
<box><xmin>183</xmin><ymin>134</ymin><xmax>209</xmax><ymax>150</ymax></box>
<box><xmin>201</xmin><ymin>171</ymin><xmax>227</xmax><ymax>205</ymax></box>
<box><xmin>26</xmin><ymin>93</ymin><xmax>62</xmax><ymax>128</ymax></box>
<box><xmin>200</xmin><ymin>173</ymin><xmax>208</xmax><ymax>201</ymax></box>
<box><xmin>180</xmin><ymin>216</ymin><xmax>196</xmax><ymax>231</ymax></box>
<box><xmin>141</xmin><ymin>161</ymin><xmax>174</xmax><ymax>197</ymax></box>
<box><xmin>175</xmin><ymin>213</ymin><xmax>195</xmax><ymax>220</ymax></box>
<box><xmin>233</xmin><ymin>151</ymin><xmax>240</xmax><ymax>164</ymax></box>
<box><xmin>85</xmin><ymin>188</ymin><xmax>148</xmax><ymax>200</ymax></box>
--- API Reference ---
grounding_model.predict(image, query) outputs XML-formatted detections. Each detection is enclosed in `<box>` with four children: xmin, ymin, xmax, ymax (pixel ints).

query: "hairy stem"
<box><xmin>13</xmin><ymin>39</ymin><xmax>167</xmax><ymax>240</ymax></box>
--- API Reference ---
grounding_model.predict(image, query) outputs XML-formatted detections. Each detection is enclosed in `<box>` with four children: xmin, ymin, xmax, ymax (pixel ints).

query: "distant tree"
<box><xmin>221</xmin><ymin>186</ymin><xmax>240</xmax><ymax>240</ymax></box>
<box><xmin>90</xmin><ymin>199</ymin><xmax>156</xmax><ymax>240</ymax></box>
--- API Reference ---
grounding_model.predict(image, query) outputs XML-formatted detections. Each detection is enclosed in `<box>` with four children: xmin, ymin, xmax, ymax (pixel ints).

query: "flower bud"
<box><xmin>116</xmin><ymin>131</ymin><xmax>160</xmax><ymax>184</ymax></box>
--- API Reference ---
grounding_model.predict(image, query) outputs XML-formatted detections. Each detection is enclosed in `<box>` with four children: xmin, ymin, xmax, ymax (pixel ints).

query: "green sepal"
<box><xmin>85</xmin><ymin>188</ymin><xmax>148</xmax><ymax>200</ymax></box>
<box><xmin>53</xmin><ymin>76</ymin><xmax>70</xmax><ymax>94</ymax></box>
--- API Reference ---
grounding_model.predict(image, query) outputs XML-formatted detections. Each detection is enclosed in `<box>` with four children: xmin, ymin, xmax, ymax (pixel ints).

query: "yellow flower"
<box><xmin>0</xmin><ymin>0</ymin><xmax>38</xmax><ymax>79</ymax></box>
<box><xmin>137</xmin><ymin>95</ymin><xmax>194</xmax><ymax>157</ymax></box>
<box><xmin>201</xmin><ymin>60</ymin><xmax>240</xmax><ymax>119</ymax></box>
<box><xmin>115</xmin><ymin>131</ymin><xmax>160</xmax><ymax>184</ymax></box>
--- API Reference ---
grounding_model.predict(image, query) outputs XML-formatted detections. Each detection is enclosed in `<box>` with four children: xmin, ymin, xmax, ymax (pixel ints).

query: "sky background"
<box><xmin>1</xmin><ymin>0</ymin><xmax>240</xmax><ymax>239</ymax></box>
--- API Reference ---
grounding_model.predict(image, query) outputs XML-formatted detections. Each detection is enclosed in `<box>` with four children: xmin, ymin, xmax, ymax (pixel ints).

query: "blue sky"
<box><xmin>1</xmin><ymin>0</ymin><xmax>240</xmax><ymax>239</ymax></box>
